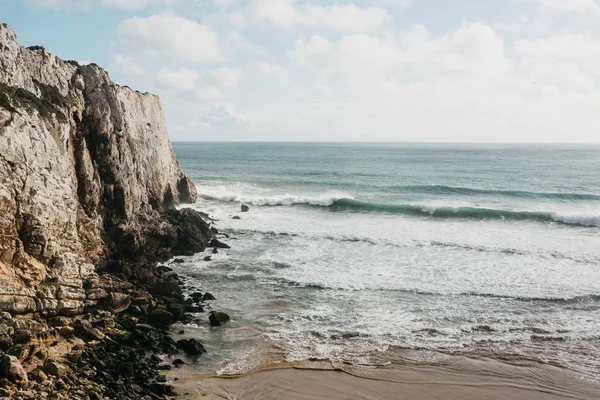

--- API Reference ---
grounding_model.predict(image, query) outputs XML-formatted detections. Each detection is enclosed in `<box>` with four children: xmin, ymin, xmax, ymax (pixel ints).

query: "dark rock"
<box><xmin>12</xmin><ymin>330</ymin><xmax>32</xmax><ymax>344</ymax></box>
<box><xmin>241</xmin><ymin>204</ymin><xmax>250</xmax><ymax>212</ymax></box>
<box><xmin>157</xmin><ymin>363</ymin><xmax>172</xmax><ymax>371</ymax></box>
<box><xmin>171</xmin><ymin>258</ymin><xmax>185</xmax><ymax>264</ymax></box>
<box><xmin>149</xmin><ymin>383</ymin><xmax>174</xmax><ymax>395</ymax></box>
<box><xmin>212</xmin><ymin>247</ymin><xmax>219</xmax><ymax>254</ymax></box>
<box><xmin>209</xmin><ymin>311</ymin><xmax>230</xmax><ymax>327</ymax></box>
<box><xmin>210</xmin><ymin>227</ymin><xmax>219</xmax><ymax>234</ymax></box>
<box><xmin>0</xmin><ymin>335</ymin><xmax>12</xmax><ymax>352</ymax></box>
<box><xmin>172</xmin><ymin>359</ymin><xmax>185</xmax><ymax>367</ymax></box>
<box><xmin>202</xmin><ymin>292</ymin><xmax>216</xmax><ymax>301</ymax></box>
<box><xmin>203</xmin><ymin>256</ymin><xmax>212</xmax><ymax>262</ymax></box>
<box><xmin>0</xmin><ymin>354</ymin><xmax>28</xmax><ymax>382</ymax></box>
<box><xmin>233</xmin><ymin>216</ymin><xmax>241</xmax><ymax>220</ymax></box>
<box><xmin>209</xmin><ymin>238</ymin><xmax>231</xmax><ymax>249</ymax></box>
<box><xmin>168</xmin><ymin>303</ymin><xmax>186</xmax><ymax>320</ymax></box>
<box><xmin>191</xmin><ymin>292</ymin><xmax>203</xmax><ymax>303</ymax></box>
<box><xmin>157</xmin><ymin>265</ymin><xmax>174</xmax><ymax>274</ymax></box>
<box><xmin>103</xmin><ymin>292</ymin><xmax>131</xmax><ymax>313</ymax></box>
<box><xmin>73</xmin><ymin>320</ymin><xmax>105</xmax><ymax>341</ymax></box>
<box><xmin>152</xmin><ymin>281</ymin><xmax>183</xmax><ymax>297</ymax></box>
<box><xmin>58</xmin><ymin>326</ymin><xmax>75</xmax><ymax>338</ymax></box>
<box><xmin>186</xmin><ymin>305</ymin><xmax>204</xmax><ymax>313</ymax></box>
<box><xmin>176</xmin><ymin>338</ymin><xmax>206</xmax><ymax>356</ymax></box>
<box><xmin>148</xmin><ymin>308</ymin><xmax>173</xmax><ymax>326</ymax></box>
<box><xmin>157</xmin><ymin>374</ymin><xmax>167</xmax><ymax>383</ymax></box>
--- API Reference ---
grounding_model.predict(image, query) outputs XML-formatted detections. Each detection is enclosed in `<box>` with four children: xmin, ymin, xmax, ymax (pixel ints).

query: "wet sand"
<box><xmin>168</xmin><ymin>356</ymin><xmax>600</xmax><ymax>400</ymax></box>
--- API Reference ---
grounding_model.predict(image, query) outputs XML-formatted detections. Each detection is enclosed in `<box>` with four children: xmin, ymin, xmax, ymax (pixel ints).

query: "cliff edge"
<box><xmin>0</xmin><ymin>21</ymin><xmax>204</xmax><ymax>315</ymax></box>
<box><xmin>0</xmin><ymin>22</ymin><xmax>214</xmax><ymax>398</ymax></box>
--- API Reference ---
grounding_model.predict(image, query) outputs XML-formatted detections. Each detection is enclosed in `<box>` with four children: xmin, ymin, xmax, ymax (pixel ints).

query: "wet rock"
<box><xmin>149</xmin><ymin>383</ymin><xmax>174</xmax><ymax>396</ymax></box>
<box><xmin>152</xmin><ymin>281</ymin><xmax>183</xmax><ymax>297</ymax></box>
<box><xmin>0</xmin><ymin>354</ymin><xmax>28</xmax><ymax>382</ymax></box>
<box><xmin>212</xmin><ymin>247</ymin><xmax>219</xmax><ymax>254</ymax></box>
<box><xmin>172</xmin><ymin>359</ymin><xmax>185</xmax><ymax>367</ymax></box>
<box><xmin>203</xmin><ymin>256</ymin><xmax>212</xmax><ymax>262</ymax></box>
<box><xmin>209</xmin><ymin>238</ymin><xmax>231</xmax><ymax>249</ymax></box>
<box><xmin>157</xmin><ymin>265</ymin><xmax>174</xmax><ymax>274</ymax></box>
<box><xmin>202</xmin><ymin>292</ymin><xmax>216</xmax><ymax>301</ymax></box>
<box><xmin>232</xmin><ymin>216</ymin><xmax>241</xmax><ymax>220</ymax></box>
<box><xmin>241</xmin><ymin>204</ymin><xmax>250</xmax><ymax>212</ymax></box>
<box><xmin>210</xmin><ymin>226</ymin><xmax>219</xmax><ymax>234</ymax></box>
<box><xmin>190</xmin><ymin>292</ymin><xmax>203</xmax><ymax>303</ymax></box>
<box><xmin>209</xmin><ymin>311</ymin><xmax>230</xmax><ymax>327</ymax></box>
<box><xmin>148</xmin><ymin>308</ymin><xmax>173</xmax><ymax>326</ymax></box>
<box><xmin>168</xmin><ymin>303</ymin><xmax>186</xmax><ymax>320</ymax></box>
<box><xmin>171</xmin><ymin>258</ymin><xmax>185</xmax><ymax>264</ymax></box>
<box><xmin>176</xmin><ymin>339</ymin><xmax>206</xmax><ymax>356</ymax></box>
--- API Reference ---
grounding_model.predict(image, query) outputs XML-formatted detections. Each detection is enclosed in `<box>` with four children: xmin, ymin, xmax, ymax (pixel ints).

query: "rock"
<box><xmin>148</xmin><ymin>308</ymin><xmax>173</xmax><ymax>326</ymax></box>
<box><xmin>58</xmin><ymin>326</ymin><xmax>75</xmax><ymax>338</ymax></box>
<box><xmin>171</xmin><ymin>258</ymin><xmax>185</xmax><ymax>264</ymax></box>
<box><xmin>167</xmin><ymin>303</ymin><xmax>186</xmax><ymax>320</ymax></box>
<box><xmin>12</xmin><ymin>330</ymin><xmax>32</xmax><ymax>344</ymax></box>
<box><xmin>210</xmin><ymin>227</ymin><xmax>219</xmax><ymax>234</ymax></box>
<box><xmin>202</xmin><ymin>292</ymin><xmax>216</xmax><ymax>301</ymax></box>
<box><xmin>190</xmin><ymin>292</ymin><xmax>203</xmax><ymax>303</ymax></box>
<box><xmin>73</xmin><ymin>319</ymin><xmax>104</xmax><ymax>341</ymax></box>
<box><xmin>47</xmin><ymin>317</ymin><xmax>69</xmax><ymax>327</ymax></box>
<box><xmin>209</xmin><ymin>311</ymin><xmax>230</xmax><ymax>327</ymax></box>
<box><xmin>212</xmin><ymin>247</ymin><xmax>219</xmax><ymax>254</ymax></box>
<box><xmin>103</xmin><ymin>292</ymin><xmax>131</xmax><ymax>313</ymax></box>
<box><xmin>232</xmin><ymin>216</ymin><xmax>241</xmax><ymax>220</ymax></box>
<box><xmin>152</xmin><ymin>281</ymin><xmax>183</xmax><ymax>297</ymax></box>
<box><xmin>43</xmin><ymin>360</ymin><xmax>70</xmax><ymax>378</ymax></box>
<box><xmin>157</xmin><ymin>265</ymin><xmax>174</xmax><ymax>274</ymax></box>
<box><xmin>203</xmin><ymin>256</ymin><xmax>212</xmax><ymax>262</ymax></box>
<box><xmin>149</xmin><ymin>383</ymin><xmax>174</xmax><ymax>396</ymax></box>
<box><xmin>172</xmin><ymin>359</ymin><xmax>185</xmax><ymax>367</ymax></box>
<box><xmin>176</xmin><ymin>338</ymin><xmax>206</xmax><ymax>356</ymax></box>
<box><xmin>0</xmin><ymin>354</ymin><xmax>28</xmax><ymax>382</ymax></box>
<box><xmin>209</xmin><ymin>238</ymin><xmax>231</xmax><ymax>249</ymax></box>
<box><xmin>241</xmin><ymin>204</ymin><xmax>250</xmax><ymax>212</ymax></box>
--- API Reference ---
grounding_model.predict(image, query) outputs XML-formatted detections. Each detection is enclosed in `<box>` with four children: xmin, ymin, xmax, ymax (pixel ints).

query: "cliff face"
<box><xmin>0</xmin><ymin>22</ymin><xmax>203</xmax><ymax>316</ymax></box>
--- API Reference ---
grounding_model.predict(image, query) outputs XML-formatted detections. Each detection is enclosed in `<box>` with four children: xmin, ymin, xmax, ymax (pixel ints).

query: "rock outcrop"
<box><xmin>0</xmin><ymin>21</ymin><xmax>206</xmax><ymax>316</ymax></box>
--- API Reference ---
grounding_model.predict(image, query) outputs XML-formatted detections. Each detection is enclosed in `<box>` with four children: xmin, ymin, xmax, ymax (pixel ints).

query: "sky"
<box><xmin>2</xmin><ymin>0</ymin><xmax>600</xmax><ymax>142</ymax></box>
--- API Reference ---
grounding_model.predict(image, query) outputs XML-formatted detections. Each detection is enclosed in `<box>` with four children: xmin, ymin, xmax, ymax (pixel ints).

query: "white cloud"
<box><xmin>157</xmin><ymin>67</ymin><xmax>200</xmax><ymax>91</ymax></box>
<box><xmin>111</xmin><ymin>53</ymin><xmax>146</xmax><ymax>75</ymax></box>
<box><xmin>117</xmin><ymin>13</ymin><xmax>224</xmax><ymax>64</ymax></box>
<box><xmin>211</xmin><ymin>67</ymin><xmax>243</xmax><ymax>88</ymax></box>
<box><xmin>25</xmin><ymin>0</ymin><xmax>176</xmax><ymax>11</ymax></box>
<box><xmin>517</xmin><ymin>0</ymin><xmax>600</xmax><ymax>15</ymax></box>
<box><xmin>248</xmin><ymin>0</ymin><xmax>391</xmax><ymax>31</ymax></box>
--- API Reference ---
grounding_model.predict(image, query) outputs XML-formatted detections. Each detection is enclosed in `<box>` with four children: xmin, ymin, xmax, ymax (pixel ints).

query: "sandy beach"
<box><xmin>168</xmin><ymin>355</ymin><xmax>600</xmax><ymax>400</ymax></box>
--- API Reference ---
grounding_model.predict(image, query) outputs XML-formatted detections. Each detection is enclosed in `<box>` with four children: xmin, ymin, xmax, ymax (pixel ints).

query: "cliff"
<box><xmin>0</xmin><ymin>22</ymin><xmax>206</xmax><ymax>316</ymax></box>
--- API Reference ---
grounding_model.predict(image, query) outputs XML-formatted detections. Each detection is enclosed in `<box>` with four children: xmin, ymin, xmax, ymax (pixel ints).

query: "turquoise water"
<box><xmin>171</xmin><ymin>143</ymin><xmax>600</xmax><ymax>379</ymax></box>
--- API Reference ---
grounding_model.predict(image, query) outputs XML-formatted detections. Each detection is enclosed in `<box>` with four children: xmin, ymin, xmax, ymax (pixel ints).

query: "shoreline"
<box><xmin>168</xmin><ymin>354</ymin><xmax>600</xmax><ymax>400</ymax></box>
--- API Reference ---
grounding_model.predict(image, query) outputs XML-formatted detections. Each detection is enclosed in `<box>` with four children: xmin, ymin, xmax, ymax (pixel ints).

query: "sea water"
<box><xmin>170</xmin><ymin>143</ymin><xmax>600</xmax><ymax>381</ymax></box>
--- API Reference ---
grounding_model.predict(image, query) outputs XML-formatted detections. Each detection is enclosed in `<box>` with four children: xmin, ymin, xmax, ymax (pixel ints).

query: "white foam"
<box><xmin>196</xmin><ymin>181</ymin><xmax>353</xmax><ymax>207</ymax></box>
<box><xmin>552</xmin><ymin>213</ymin><xmax>600</xmax><ymax>228</ymax></box>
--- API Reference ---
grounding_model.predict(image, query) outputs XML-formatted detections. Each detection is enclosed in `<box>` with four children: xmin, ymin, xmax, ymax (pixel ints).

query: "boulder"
<box><xmin>209</xmin><ymin>312</ymin><xmax>230</xmax><ymax>327</ymax></box>
<box><xmin>44</xmin><ymin>360</ymin><xmax>70</xmax><ymax>378</ymax></box>
<box><xmin>0</xmin><ymin>354</ymin><xmax>28</xmax><ymax>382</ymax></box>
<box><xmin>171</xmin><ymin>258</ymin><xmax>185</xmax><ymax>264</ymax></box>
<box><xmin>148</xmin><ymin>309</ymin><xmax>173</xmax><ymax>326</ymax></box>
<box><xmin>209</xmin><ymin>238</ymin><xmax>231</xmax><ymax>249</ymax></box>
<box><xmin>190</xmin><ymin>292</ymin><xmax>203</xmax><ymax>303</ymax></box>
<box><xmin>73</xmin><ymin>320</ymin><xmax>105</xmax><ymax>341</ymax></box>
<box><xmin>204</xmin><ymin>256</ymin><xmax>212</xmax><ymax>262</ymax></box>
<box><xmin>176</xmin><ymin>338</ymin><xmax>206</xmax><ymax>356</ymax></box>
<box><xmin>241</xmin><ymin>204</ymin><xmax>250</xmax><ymax>212</ymax></box>
<box><xmin>232</xmin><ymin>216</ymin><xmax>241</xmax><ymax>220</ymax></box>
<box><xmin>104</xmin><ymin>292</ymin><xmax>131</xmax><ymax>313</ymax></box>
<box><xmin>202</xmin><ymin>292</ymin><xmax>216</xmax><ymax>301</ymax></box>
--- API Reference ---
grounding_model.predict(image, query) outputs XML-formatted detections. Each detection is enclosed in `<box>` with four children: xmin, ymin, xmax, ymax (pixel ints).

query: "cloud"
<box><xmin>517</xmin><ymin>0</ymin><xmax>600</xmax><ymax>15</ymax></box>
<box><xmin>111</xmin><ymin>53</ymin><xmax>146</xmax><ymax>75</ymax></box>
<box><xmin>211</xmin><ymin>67</ymin><xmax>243</xmax><ymax>88</ymax></box>
<box><xmin>25</xmin><ymin>0</ymin><xmax>176</xmax><ymax>11</ymax></box>
<box><xmin>244</xmin><ymin>0</ymin><xmax>391</xmax><ymax>31</ymax></box>
<box><xmin>117</xmin><ymin>13</ymin><xmax>224</xmax><ymax>64</ymax></box>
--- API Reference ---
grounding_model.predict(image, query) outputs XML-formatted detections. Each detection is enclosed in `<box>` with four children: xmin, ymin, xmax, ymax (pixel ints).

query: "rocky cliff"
<box><xmin>0</xmin><ymin>22</ymin><xmax>206</xmax><ymax>317</ymax></box>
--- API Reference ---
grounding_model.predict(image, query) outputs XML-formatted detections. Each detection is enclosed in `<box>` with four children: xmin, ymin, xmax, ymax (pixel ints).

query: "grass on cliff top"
<box><xmin>0</xmin><ymin>80</ymin><xmax>71</xmax><ymax>122</ymax></box>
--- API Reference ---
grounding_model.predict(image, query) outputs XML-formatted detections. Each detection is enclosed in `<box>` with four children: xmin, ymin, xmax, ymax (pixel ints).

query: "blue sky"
<box><xmin>2</xmin><ymin>0</ymin><xmax>600</xmax><ymax>142</ymax></box>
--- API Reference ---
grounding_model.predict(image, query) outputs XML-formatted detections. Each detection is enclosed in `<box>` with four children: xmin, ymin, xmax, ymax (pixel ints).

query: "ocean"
<box><xmin>170</xmin><ymin>142</ymin><xmax>600</xmax><ymax>381</ymax></box>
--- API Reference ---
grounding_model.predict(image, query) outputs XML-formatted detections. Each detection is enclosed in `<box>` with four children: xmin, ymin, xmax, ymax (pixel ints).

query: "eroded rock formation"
<box><xmin>0</xmin><ymin>21</ymin><xmax>206</xmax><ymax>316</ymax></box>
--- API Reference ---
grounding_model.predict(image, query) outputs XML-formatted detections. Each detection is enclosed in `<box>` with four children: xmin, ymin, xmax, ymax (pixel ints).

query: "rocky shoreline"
<box><xmin>0</xmin><ymin>21</ymin><xmax>231</xmax><ymax>399</ymax></box>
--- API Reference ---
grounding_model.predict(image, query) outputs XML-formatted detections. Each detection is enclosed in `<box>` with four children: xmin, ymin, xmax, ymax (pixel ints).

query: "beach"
<box><xmin>169</xmin><ymin>355</ymin><xmax>600</xmax><ymax>400</ymax></box>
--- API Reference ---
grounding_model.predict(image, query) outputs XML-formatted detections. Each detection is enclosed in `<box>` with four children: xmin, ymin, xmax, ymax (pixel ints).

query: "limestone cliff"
<box><xmin>0</xmin><ymin>22</ymin><xmax>206</xmax><ymax>316</ymax></box>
